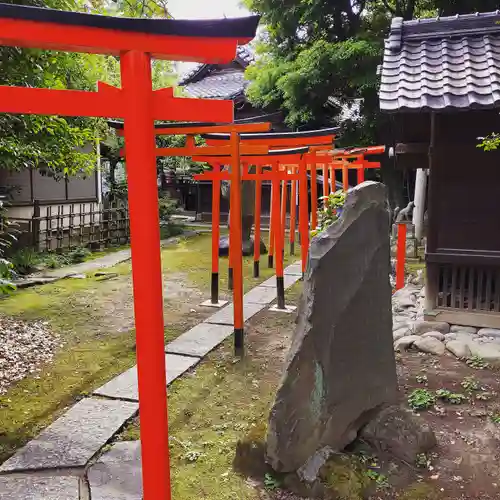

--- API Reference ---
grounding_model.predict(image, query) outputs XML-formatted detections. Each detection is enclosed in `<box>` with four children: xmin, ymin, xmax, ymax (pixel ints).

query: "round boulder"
<box><xmin>413</xmin><ymin>336</ymin><xmax>446</xmax><ymax>356</ymax></box>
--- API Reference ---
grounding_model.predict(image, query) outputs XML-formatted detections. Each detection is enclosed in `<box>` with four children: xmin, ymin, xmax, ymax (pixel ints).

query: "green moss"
<box><xmin>118</xmin><ymin>339</ymin><xmax>282</xmax><ymax>500</ymax></box>
<box><xmin>0</xmin><ymin>333</ymin><xmax>136</xmax><ymax>461</ymax></box>
<box><xmin>161</xmin><ymin>233</ymin><xmax>297</xmax><ymax>293</ymax></box>
<box><xmin>400</xmin><ymin>482</ymin><xmax>440</xmax><ymax>500</ymax></box>
<box><xmin>320</xmin><ymin>457</ymin><xmax>370</xmax><ymax>500</ymax></box>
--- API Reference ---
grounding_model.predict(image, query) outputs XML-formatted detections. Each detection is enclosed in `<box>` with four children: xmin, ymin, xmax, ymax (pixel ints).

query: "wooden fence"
<box><xmin>9</xmin><ymin>198</ymin><xmax>130</xmax><ymax>252</ymax></box>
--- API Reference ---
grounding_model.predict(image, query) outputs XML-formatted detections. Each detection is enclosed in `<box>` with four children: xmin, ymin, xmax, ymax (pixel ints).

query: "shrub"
<box><xmin>0</xmin><ymin>197</ymin><xmax>17</xmax><ymax>293</ymax></box>
<box><xmin>311</xmin><ymin>190</ymin><xmax>346</xmax><ymax>238</ymax></box>
<box><xmin>10</xmin><ymin>248</ymin><xmax>39</xmax><ymax>275</ymax></box>
<box><xmin>408</xmin><ymin>389</ymin><xmax>435</xmax><ymax>411</ymax></box>
<box><xmin>67</xmin><ymin>246</ymin><xmax>91</xmax><ymax>264</ymax></box>
<box><xmin>158</xmin><ymin>193</ymin><xmax>178</xmax><ymax>223</ymax></box>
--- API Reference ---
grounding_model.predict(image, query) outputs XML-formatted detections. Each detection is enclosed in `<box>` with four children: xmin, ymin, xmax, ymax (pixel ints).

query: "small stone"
<box><xmin>412</xmin><ymin>321</ymin><xmax>450</xmax><ymax>335</ymax></box>
<box><xmin>450</xmin><ymin>325</ymin><xmax>477</xmax><ymax>335</ymax></box>
<box><xmin>394</xmin><ymin>335</ymin><xmax>420</xmax><ymax>351</ymax></box>
<box><xmin>477</xmin><ymin>328</ymin><xmax>500</xmax><ymax>339</ymax></box>
<box><xmin>446</xmin><ymin>341</ymin><xmax>471</xmax><ymax>359</ymax></box>
<box><xmin>468</xmin><ymin>343</ymin><xmax>500</xmax><ymax>363</ymax></box>
<box><xmin>413</xmin><ymin>337</ymin><xmax>446</xmax><ymax>356</ymax></box>
<box><xmin>422</xmin><ymin>331</ymin><xmax>445</xmax><ymax>341</ymax></box>
<box><xmin>393</xmin><ymin>328</ymin><xmax>411</xmax><ymax>341</ymax></box>
<box><xmin>360</xmin><ymin>405</ymin><xmax>436</xmax><ymax>463</ymax></box>
<box><xmin>66</xmin><ymin>273</ymin><xmax>86</xmax><ymax>279</ymax></box>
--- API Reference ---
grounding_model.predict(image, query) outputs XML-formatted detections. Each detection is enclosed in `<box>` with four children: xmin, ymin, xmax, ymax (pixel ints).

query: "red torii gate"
<box><xmin>193</xmin><ymin>147</ymin><xmax>310</xmax><ymax>319</ymax></box>
<box><xmin>202</xmin><ymin>128</ymin><xmax>340</xmax><ymax>266</ymax></box>
<box><xmin>0</xmin><ymin>4</ymin><xmax>259</xmax><ymax>499</ymax></box>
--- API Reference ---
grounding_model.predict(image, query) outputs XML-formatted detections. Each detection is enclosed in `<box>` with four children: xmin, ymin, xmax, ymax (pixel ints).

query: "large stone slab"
<box><xmin>166</xmin><ymin>323</ymin><xmax>234</xmax><ymax>357</ymax></box>
<box><xmin>259</xmin><ymin>273</ymin><xmax>302</xmax><ymax>289</ymax></box>
<box><xmin>0</xmin><ymin>475</ymin><xmax>80</xmax><ymax>500</ymax></box>
<box><xmin>0</xmin><ymin>398</ymin><xmax>138</xmax><ymax>472</ymax></box>
<box><xmin>266</xmin><ymin>182</ymin><xmax>398</xmax><ymax>474</ymax></box>
<box><xmin>94</xmin><ymin>354</ymin><xmax>199</xmax><ymax>401</ymax></box>
<box><xmin>243</xmin><ymin>286</ymin><xmax>278</xmax><ymax>305</ymax></box>
<box><xmin>204</xmin><ymin>301</ymin><xmax>266</xmax><ymax>326</ymax></box>
<box><xmin>88</xmin><ymin>441</ymin><xmax>142</xmax><ymax>500</ymax></box>
<box><xmin>284</xmin><ymin>263</ymin><xmax>303</xmax><ymax>276</ymax></box>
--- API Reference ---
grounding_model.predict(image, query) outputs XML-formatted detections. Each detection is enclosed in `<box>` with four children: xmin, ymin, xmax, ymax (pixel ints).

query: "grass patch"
<box><xmin>0</xmin><ymin>333</ymin><xmax>136</xmax><ymax>462</ymax></box>
<box><xmin>118</xmin><ymin>287</ymin><xmax>303</xmax><ymax>500</ymax></box>
<box><xmin>2</xmin><ymin>233</ymin><xmax>274</xmax><ymax>462</ymax></box>
<box><xmin>119</xmin><ymin>343</ymin><xmax>277</xmax><ymax>499</ymax></box>
<box><xmin>161</xmin><ymin>233</ymin><xmax>296</xmax><ymax>293</ymax></box>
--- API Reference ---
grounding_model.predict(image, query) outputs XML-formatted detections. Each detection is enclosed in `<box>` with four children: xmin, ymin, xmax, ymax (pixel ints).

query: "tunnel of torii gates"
<box><xmin>0</xmin><ymin>2</ymin><xmax>263</xmax><ymax>498</ymax></box>
<box><xmin>111</xmin><ymin>120</ymin><xmax>385</xmax><ymax>336</ymax></box>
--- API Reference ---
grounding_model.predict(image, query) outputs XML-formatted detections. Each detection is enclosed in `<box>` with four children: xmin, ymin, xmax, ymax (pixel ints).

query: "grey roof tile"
<box><xmin>380</xmin><ymin>12</ymin><xmax>500</xmax><ymax>112</ymax></box>
<box><xmin>183</xmin><ymin>70</ymin><xmax>248</xmax><ymax>99</ymax></box>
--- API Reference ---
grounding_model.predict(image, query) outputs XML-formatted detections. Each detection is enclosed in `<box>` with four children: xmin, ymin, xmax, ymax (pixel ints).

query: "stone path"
<box><xmin>15</xmin><ymin>230</ymin><xmax>202</xmax><ymax>287</ymax></box>
<box><xmin>0</xmin><ymin>262</ymin><xmax>302</xmax><ymax>499</ymax></box>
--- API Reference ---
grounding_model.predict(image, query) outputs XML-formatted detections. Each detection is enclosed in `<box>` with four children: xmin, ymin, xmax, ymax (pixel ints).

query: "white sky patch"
<box><xmin>169</xmin><ymin>0</ymin><xmax>252</xmax><ymax>74</ymax></box>
<box><xmin>167</xmin><ymin>0</ymin><xmax>248</xmax><ymax>19</ymax></box>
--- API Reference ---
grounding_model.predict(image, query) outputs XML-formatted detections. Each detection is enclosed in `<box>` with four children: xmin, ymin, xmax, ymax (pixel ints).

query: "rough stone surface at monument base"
<box><xmin>266</xmin><ymin>182</ymin><xmax>398</xmax><ymax>474</ymax></box>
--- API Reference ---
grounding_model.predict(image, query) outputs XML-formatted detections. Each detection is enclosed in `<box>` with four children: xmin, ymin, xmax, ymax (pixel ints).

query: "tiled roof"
<box><xmin>182</xmin><ymin>70</ymin><xmax>248</xmax><ymax>99</ymax></box>
<box><xmin>178</xmin><ymin>44</ymin><xmax>254</xmax><ymax>86</ymax></box>
<box><xmin>380</xmin><ymin>12</ymin><xmax>500</xmax><ymax>112</ymax></box>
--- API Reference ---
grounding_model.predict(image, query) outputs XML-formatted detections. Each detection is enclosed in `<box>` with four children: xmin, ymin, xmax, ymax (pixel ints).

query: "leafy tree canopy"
<box><xmin>244</xmin><ymin>0</ymin><xmax>500</xmax><ymax>139</ymax></box>
<box><xmin>0</xmin><ymin>0</ymin><xmax>174</xmax><ymax>176</ymax></box>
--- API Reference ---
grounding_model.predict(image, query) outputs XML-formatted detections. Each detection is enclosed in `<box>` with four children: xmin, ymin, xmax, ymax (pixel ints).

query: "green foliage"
<box><xmin>477</xmin><ymin>133</ymin><xmax>500</xmax><ymax>152</ymax></box>
<box><xmin>408</xmin><ymin>389</ymin><xmax>435</xmax><ymax>410</ymax></box>
<box><xmin>0</xmin><ymin>198</ymin><xmax>17</xmax><ymax>293</ymax></box>
<box><xmin>311</xmin><ymin>190</ymin><xmax>346</xmax><ymax>237</ymax></box>
<box><xmin>415</xmin><ymin>452</ymin><xmax>430</xmax><ymax>469</ymax></box>
<box><xmin>245</xmin><ymin>0</ymin><xmax>500</xmax><ymax>141</ymax></box>
<box><xmin>490</xmin><ymin>414</ymin><xmax>500</xmax><ymax>424</ymax></box>
<box><xmin>0</xmin><ymin>0</ymin><xmax>174</xmax><ymax>175</ymax></box>
<box><xmin>158</xmin><ymin>194</ymin><xmax>178</xmax><ymax>223</ymax></box>
<box><xmin>67</xmin><ymin>246</ymin><xmax>91</xmax><ymax>264</ymax></box>
<box><xmin>435</xmin><ymin>389</ymin><xmax>467</xmax><ymax>404</ymax></box>
<box><xmin>461</xmin><ymin>376</ymin><xmax>480</xmax><ymax>392</ymax></box>
<box><xmin>466</xmin><ymin>355</ymin><xmax>490</xmax><ymax>370</ymax></box>
<box><xmin>364</xmin><ymin>469</ymin><xmax>389</xmax><ymax>489</ymax></box>
<box><xmin>10</xmin><ymin>248</ymin><xmax>39</xmax><ymax>275</ymax></box>
<box><xmin>264</xmin><ymin>473</ymin><xmax>281</xmax><ymax>490</ymax></box>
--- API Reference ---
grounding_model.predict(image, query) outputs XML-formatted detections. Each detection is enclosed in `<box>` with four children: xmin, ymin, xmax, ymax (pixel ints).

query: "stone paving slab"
<box><xmin>0</xmin><ymin>398</ymin><xmax>138</xmax><ymax>473</ymax></box>
<box><xmin>88</xmin><ymin>441</ymin><xmax>142</xmax><ymax>500</ymax></box>
<box><xmin>165</xmin><ymin>323</ymin><xmax>234</xmax><ymax>358</ymax></box>
<box><xmin>284</xmin><ymin>263</ymin><xmax>303</xmax><ymax>276</ymax></box>
<box><xmin>0</xmin><ymin>475</ymin><xmax>80</xmax><ymax>500</ymax></box>
<box><xmin>94</xmin><ymin>354</ymin><xmax>199</xmax><ymax>401</ymax></box>
<box><xmin>259</xmin><ymin>273</ymin><xmax>302</xmax><ymax>289</ymax></box>
<box><xmin>243</xmin><ymin>285</ymin><xmax>278</xmax><ymax>305</ymax></box>
<box><xmin>204</xmin><ymin>301</ymin><xmax>267</xmax><ymax>326</ymax></box>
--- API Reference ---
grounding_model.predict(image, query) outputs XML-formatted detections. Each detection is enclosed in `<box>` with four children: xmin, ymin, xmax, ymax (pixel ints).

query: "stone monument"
<box><xmin>266</xmin><ymin>182</ymin><xmax>399</xmax><ymax>478</ymax></box>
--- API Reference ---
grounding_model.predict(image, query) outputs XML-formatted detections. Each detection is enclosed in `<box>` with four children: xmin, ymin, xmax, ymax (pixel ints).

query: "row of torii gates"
<box><xmin>110</xmin><ymin>120</ymin><xmax>386</xmax><ymax>342</ymax></box>
<box><xmin>0</xmin><ymin>3</ymin><xmax>401</xmax><ymax>498</ymax></box>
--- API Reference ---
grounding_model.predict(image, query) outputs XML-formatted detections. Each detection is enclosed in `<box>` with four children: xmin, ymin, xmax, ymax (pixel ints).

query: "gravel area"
<box><xmin>0</xmin><ymin>316</ymin><xmax>60</xmax><ymax>394</ymax></box>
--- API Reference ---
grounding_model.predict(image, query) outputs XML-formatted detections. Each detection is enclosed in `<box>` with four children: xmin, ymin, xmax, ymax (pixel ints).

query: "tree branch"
<box><xmin>381</xmin><ymin>0</ymin><xmax>396</xmax><ymax>16</ymax></box>
<box><xmin>404</xmin><ymin>0</ymin><xmax>417</xmax><ymax>20</ymax></box>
